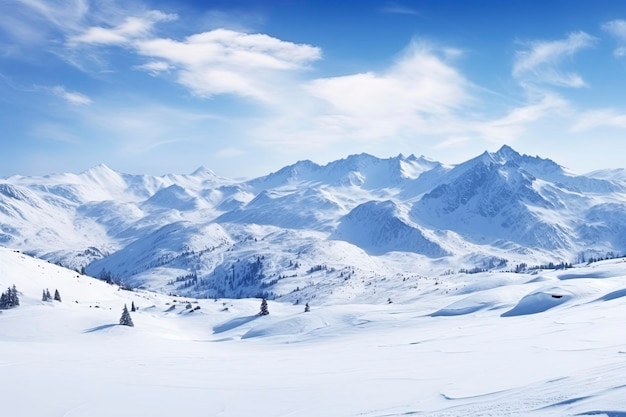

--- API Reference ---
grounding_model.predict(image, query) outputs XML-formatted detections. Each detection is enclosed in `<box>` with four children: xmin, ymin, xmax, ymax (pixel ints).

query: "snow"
<box><xmin>3</xmin><ymin>146</ymin><xmax>626</xmax><ymax>415</ymax></box>
<box><xmin>2</xmin><ymin>145</ymin><xmax>626</xmax><ymax>300</ymax></box>
<box><xmin>2</xmin><ymin>247</ymin><xmax>626</xmax><ymax>416</ymax></box>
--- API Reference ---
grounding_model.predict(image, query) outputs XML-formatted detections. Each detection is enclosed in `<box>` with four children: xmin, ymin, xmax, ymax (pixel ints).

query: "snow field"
<box><xmin>2</xmin><ymin>247</ymin><xmax>626</xmax><ymax>416</ymax></box>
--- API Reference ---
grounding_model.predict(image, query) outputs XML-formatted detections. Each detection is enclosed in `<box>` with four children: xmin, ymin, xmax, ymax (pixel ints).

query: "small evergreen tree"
<box><xmin>46</xmin><ymin>289</ymin><xmax>52</xmax><ymax>300</ymax></box>
<box><xmin>11</xmin><ymin>285</ymin><xmax>19</xmax><ymax>307</ymax></box>
<box><xmin>0</xmin><ymin>290</ymin><xmax>7</xmax><ymax>308</ymax></box>
<box><xmin>42</xmin><ymin>289</ymin><xmax>49</xmax><ymax>302</ymax></box>
<box><xmin>259</xmin><ymin>298</ymin><xmax>269</xmax><ymax>316</ymax></box>
<box><xmin>119</xmin><ymin>304</ymin><xmax>134</xmax><ymax>327</ymax></box>
<box><xmin>131</xmin><ymin>301</ymin><xmax>136</xmax><ymax>312</ymax></box>
<box><xmin>53</xmin><ymin>289</ymin><xmax>61</xmax><ymax>302</ymax></box>
<box><xmin>0</xmin><ymin>285</ymin><xmax>19</xmax><ymax>309</ymax></box>
<box><xmin>304</xmin><ymin>302</ymin><xmax>310</xmax><ymax>313</ymax></box>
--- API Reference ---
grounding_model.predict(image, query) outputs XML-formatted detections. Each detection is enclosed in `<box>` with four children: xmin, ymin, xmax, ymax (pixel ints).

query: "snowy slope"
<box><xmin>2</xmin><ymin>247</ymin><xmax>626</xmax><ymax>416</ymax></box>
<box><xmin>333</xmin><ymin>200</ymin><xmax>449</xmax><ymax>256</ymax></box>
<box><xmin>2</xmin><ymin>145</ymin><xmax>626</xmax><ymax>299</ymax></box>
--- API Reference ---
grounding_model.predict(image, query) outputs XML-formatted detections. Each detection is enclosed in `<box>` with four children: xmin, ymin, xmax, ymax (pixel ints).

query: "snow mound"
<box><xmin>213</xmin><ymin>315</ymin><xmax>258</xmax><ymax>334</ymax></box>
<box><xmin>595</xmin><ymin>288</ymin><xmax>626</xmax><ymax>302</ymax></box>
<box><xmin>431</xmin><ymin>295</ymin><xmax>497</xmax><ymax>316</ymax></box>
<box><xmin>502</xmin><ymin>287</ymin><xmax>574</xmax><ymax>317</ymax></box>
<box><xmin>241</xmin><ymin>313</ymin><xmax>329</xmax><ymax>339</ymax></box>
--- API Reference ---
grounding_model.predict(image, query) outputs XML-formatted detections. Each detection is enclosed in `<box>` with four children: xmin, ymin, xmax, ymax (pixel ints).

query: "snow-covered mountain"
<box><xmin>2</xmin><ymin>145</ymin><xmax>626</xmax><ymax>299</ymax></box>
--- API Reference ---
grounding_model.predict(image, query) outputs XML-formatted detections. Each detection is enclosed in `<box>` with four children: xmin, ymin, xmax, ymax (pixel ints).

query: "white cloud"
<box><xmin>138</xmin><ymin>29</ymin><xmax>321</xmax><ymax>71</ymax></box>
<box><xmin>69</xmin><ymin>11</ymin><xmax>176</xmax><ymax>46</ymax></box>
<box><xmin>296</xmin><ymin>41</ymin><xmax>470</xmax><ymax>140</ymax></box>
<box><xmin>245</xmin><ymin>41</ymin><xmax>485</xmax><ymax>159</ymax></box>
<box><xmin>250</xmin><ymin>35</ymin><xmax>576</xmax><ymax>156</ymax></box>
<box><xmin>67</xmin><ymin>10</ymin><xmax>321</xmax><ymax>101</ymax></box>
<box><xmin>134</xmin><ymin>29</ymin><xmax>321</xmax><ymax>100</ymax></box>
<box><xmin>571</xmin><ymin>108</ymin><xmax>626</xmax><ymax>131</ymax></box>
<box><xmin>50</xmin><ymin>85</ymin><xmax>92</xmax><ymax>105</ymax></box>
<box><xmin>602</xmin><ymin>19</ymin><xmax>626</xmax><ymax>39</ymax></box>
<box><xmin>602</xmin><ymin>19</ymin><xmax>626</xmax><ymax>58</ymax></box>
<box><xmin>6</xmin><ymin>2</ymin><xmax>617</xmax><ymax>175</ymax></box>
<box><xmin>134</xmin><ymin>61</ymin><xmax>172</xmax><ymax>75</ymax></box>
<box><xmin>513</xmin><ymin>31</ymin><xmax>596</xmax><ymax>87</ymax></box>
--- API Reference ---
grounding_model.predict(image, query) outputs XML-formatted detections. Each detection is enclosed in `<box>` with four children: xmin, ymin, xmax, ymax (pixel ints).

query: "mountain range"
<box><xmin>2</xmin><ymin>145</ymin><xmax>625</xmax><ymax>300</ymax></box>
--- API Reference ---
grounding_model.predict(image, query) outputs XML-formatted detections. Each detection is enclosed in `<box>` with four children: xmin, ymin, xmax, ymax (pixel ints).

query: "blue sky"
<box><xmin>2</xmin><ymin>0</ymin><xmax>626</xmax><ymax>178</ymax></box>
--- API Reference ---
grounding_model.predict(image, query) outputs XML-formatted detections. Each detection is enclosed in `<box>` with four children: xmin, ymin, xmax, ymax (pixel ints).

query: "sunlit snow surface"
<box><xmin>1</xmin><ymin>247</ymin><xmax>626</xmax><ymax>417</ymax></box>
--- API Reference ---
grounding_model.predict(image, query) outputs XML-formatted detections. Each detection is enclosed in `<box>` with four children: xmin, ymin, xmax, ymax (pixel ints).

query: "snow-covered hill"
<box><xmin>2</xmin><ymin>145</ymin><xmax>626</xmax><ymax>299</ymax></box>
<box><xmin>2</xmin><ymin>246</ymin><xmax>626</xmax><ymax>416</ymax></box>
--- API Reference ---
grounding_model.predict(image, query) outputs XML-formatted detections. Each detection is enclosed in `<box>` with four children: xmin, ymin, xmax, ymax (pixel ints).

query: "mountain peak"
<box><xmin>492</xmin><ymin>144</ymin><xmax>522</xmax><ymax>164</ymax></box>
<box><xmin>465</xmin><ymin>146</ymin><xmax>521</xmax><ymax>168</ymax></box>
<box><xmin>81</xmin><ymin>163</ymin><xmax>117</xmax><ymax>175</ymax></box>
<box><xmin>191</xmin><ymin>166</ymin><xmax>217</xmax><ymax>177</ymax></box>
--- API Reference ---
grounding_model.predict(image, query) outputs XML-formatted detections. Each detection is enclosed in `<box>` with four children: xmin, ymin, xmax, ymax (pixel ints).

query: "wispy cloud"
<box><xmin>602</xmin><ymin>19</ymin><xmax>626</xmax><ymax>57</ymax></box>
<box><xmin>381</xmin><ymin>2</ymin><xmax>420</xmax><ymax>16</ymax></box>
<box><xmin>571</xmin><ymin>108</ymin><xmax>626</xmax><ymax>131</ymax></box>
<box><xmin>0</xmin><ymin>0</ymin><xmax>89</xmax><ymax>49</ymax></box>
<box><xmin>1</xmin><ymin>79</ymin><xmax>92</xmax><ymax>106</ymax></box>
<box><xmin>50</xmin><ymin>85</ymin><xmax>92</xmax><ymax>105</ymax></box>
<box><xmin>30</xmin><ymin>122</ymin><xmax>80</xmax><ymax>144</ymax></box>
<box><xmin>433</xmin><ymin>137</ymin><xmax>471</xmax><ymax>149</ymax></box>
<box><xmin>133</xmin><ymin>61</ymin><xmax>172</xmax><ymax>75</ymax></box>
<box><xmin>68</xmin><ymin>10</ymin><xmax>177</xmax><ymax>46</ymax></box>
<box><xmin>473</xmin><ymin>93</ymin><xmax>568</xmax><ymax>141</ymax></box>
<box><xmin>0</xmin><ymin>0</ymin><xmax>165</xmax><ymax>72</ymax></box>
<box><xmin>513</xmin><ymin>31</ymin><xmax>596</xmax><ymax>88</ymax></box>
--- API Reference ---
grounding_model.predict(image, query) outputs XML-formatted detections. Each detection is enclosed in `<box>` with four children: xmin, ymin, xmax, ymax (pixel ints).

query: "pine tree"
<box><xmin>131</xmin><ymin>301</ymin><xmax>136</xmax><ymax>312</ymax></box>
<box><xmin>259</xmin><ymin>298</ymin><xmax>269</xmax><ymax>316</ymax></box>
<box><xmin>53</xmin><ymin>289</ymin><xmax>61</xmax><ymax>302</ymax></box>
<box><xmin>119</xmin><ymin>304</ymin><xmax>134</xmax><ymax>327</ymax></box>
<box><xmin>11</xmin><ymin>285</ymin><xmax>19</xmax><ymax>307</ymax></box>
<box><xmin>42</xmin><ymin>289</ymin><xmax>49</xmax><ymax>302</ymax></box>
<box><xmin>46</xmin><ymin>289</ymin><xmax>52</xmax><ymax>300</ymax></box>
<box><xmin>0</xmin><ymin>285</ymin><xmax>19</xmax><ymax>309</ymax></box>
<box><xmin>304</xmin><ymin>302</ymin><xmax>310</xmax><ymax>312</ymax></box>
